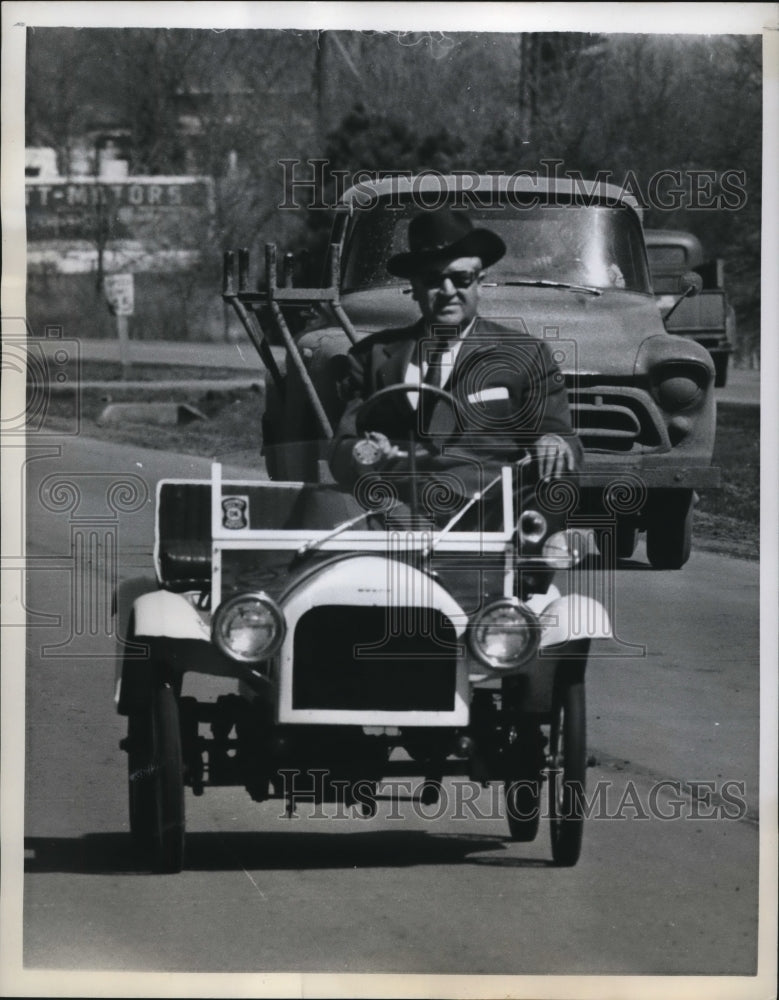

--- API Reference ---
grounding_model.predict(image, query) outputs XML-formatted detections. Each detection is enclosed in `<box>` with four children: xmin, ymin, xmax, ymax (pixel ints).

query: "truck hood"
<box><xmin>340</xmin><ymin>286</ymin><xmax>671</xmax><ymax>377</ymax></box>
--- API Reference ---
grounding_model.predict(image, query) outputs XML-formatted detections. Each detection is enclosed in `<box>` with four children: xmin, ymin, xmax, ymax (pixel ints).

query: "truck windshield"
<box><xmin>342</xmin><ymin>202</ymin><xmax>651</xmax><ymax>294</ymax></box>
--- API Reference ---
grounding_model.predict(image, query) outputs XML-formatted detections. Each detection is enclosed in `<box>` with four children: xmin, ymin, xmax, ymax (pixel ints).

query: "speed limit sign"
<box><xmin>104</xmin><ymin>273</ymin><xmax>135</xmax><ymax>316</ymax></box>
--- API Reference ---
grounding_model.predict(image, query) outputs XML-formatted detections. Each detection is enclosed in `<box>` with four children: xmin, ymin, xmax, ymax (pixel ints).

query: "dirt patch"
<box><xmin>39</xmin><ymin>381</ymin><xmax>267</xmax><ymax>459</ymax></box>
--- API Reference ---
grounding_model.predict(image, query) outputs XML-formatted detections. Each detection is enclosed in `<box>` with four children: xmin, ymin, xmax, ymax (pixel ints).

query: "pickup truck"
<box><xmin>258</xmin><ymin>175</ymin><xmax>719</xmax><ymax>570</ymax></box>
<box><xmin>645</xmin><ymin>229</ymin><xmax>736</xmax><ymax>387</ymax></box>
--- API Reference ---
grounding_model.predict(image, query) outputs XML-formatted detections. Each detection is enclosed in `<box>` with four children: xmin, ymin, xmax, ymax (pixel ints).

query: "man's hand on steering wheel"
<box><xmin>534</xmin><ymin>433</ymin><xmax>578</xmax><ymax>479</ymax></box>
<box><xmin>350</xmin><ymin>383</ymin><xmax>460</xmax><ymax>474</ymax></box>
<box><xmin>351</xmin><ymin>430</ymin><xmax>400</xmax><ymax>473</ymax></box>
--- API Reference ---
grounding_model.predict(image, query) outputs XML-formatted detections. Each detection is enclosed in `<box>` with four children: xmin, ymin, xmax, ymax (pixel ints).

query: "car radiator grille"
<box><xmin>292</xmin><ymin>605</ymin><xmax>458</xmax><ymax>711</ymax></box>
<box><xmin>569</xmin><ymin>387</ymin><xmax>669</xmax><ymax>453</ymax></box>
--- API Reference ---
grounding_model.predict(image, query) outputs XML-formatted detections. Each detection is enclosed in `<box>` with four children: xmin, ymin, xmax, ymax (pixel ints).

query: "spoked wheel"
<box><xmin>548</xmin><ymin>679</ymin><xmax>586</xmax><ymax>867</ymax></box>
<box><xmin>127</xmin><ymin>681</ymin><xmax>185</xmax><ymax>873</ymax></box>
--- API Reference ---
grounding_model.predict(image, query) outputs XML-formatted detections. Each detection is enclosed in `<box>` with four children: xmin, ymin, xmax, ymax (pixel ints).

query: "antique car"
<box><xmin>269</xmin><ymin>175</ymin><xmax>719</xmax><ymax>570</ymax></box>
<box><xmin>644</xmin><ymin>228</ymin><xmax>736</xmax><ymax>388</ymax></box>
<box><xmin>115</xmin><ymin>247</ymin><xmax>615</xmax><ymax>874</ymax></box>
<box><xmin>117</xmin><ymin>428</ymin><xmax>612</xmax><ymax>874</ymax></box>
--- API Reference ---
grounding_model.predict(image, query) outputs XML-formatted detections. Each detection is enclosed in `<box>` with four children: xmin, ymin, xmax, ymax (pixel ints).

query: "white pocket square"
<box><xmin>467</xmin><ymin>386</ymin><xmax>509</xmax><ymax>404</ymax></box>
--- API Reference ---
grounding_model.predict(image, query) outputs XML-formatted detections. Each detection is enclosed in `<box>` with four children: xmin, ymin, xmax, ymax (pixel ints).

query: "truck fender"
<box><xmin>537</xmin><ymin>593</ymin><xmax>612</xmax><ymax>648</ymax></box>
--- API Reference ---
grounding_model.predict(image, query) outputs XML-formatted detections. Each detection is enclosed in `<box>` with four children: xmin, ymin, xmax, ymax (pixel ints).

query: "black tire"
<box><xmin>127</xmin><ymin>682</ymin><xmax>185</xmax><ymax>873</ymax></box>
<box><xmin>128</xmin><ymin>709</ymin><xmax>155</xmax><ymax>849</ymax></box>
<box><xmin>548</xmin><ymin>680</ymin><xmax>586</xmax><ymax>867</ymax></box>
<box><xmin>616</xmin><ymin>524</ymin><xmax>639</xmax><ymax>560</ymax></box>
<box><xmin>505</xmin><ymin>778</ymin><xmax>541</xmax><ymax>842</ymax></box>
<box><xmin>595</xmin><ymin>523</ymin><xmax>638</xmax><ymax>565</ymax></box>
<box><xmin>646</xmin><ymin>490</ymin><xmax>694</xmax><ymax>570</ymax></box>
<box><xmin>713</xmin><ymin>352</ymin><xmax>729</xmax><ymax>388</ymax></box>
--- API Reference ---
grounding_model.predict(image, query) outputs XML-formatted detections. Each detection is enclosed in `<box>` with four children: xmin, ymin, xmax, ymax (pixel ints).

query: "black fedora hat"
<box><xmin>387</xmin><ymin>206</ymin><xmax>506</xmax><ymax>278</ymax></box>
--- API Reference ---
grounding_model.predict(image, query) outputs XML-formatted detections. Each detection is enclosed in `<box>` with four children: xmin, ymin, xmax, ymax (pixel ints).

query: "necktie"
<box><xmin>421</xmin><ymin>342</ymin><xmax>450</xmax><ymax>432</ymax></box>
<box><xmin>424</xmin><ymin>342</ymin><xmax>450</xmax><ymax>389</ymax></box>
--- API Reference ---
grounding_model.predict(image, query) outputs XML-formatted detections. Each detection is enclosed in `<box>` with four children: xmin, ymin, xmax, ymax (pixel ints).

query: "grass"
<box><xmin>693</xmin><ymin>403</ymin><xmax>760</xmax><ymax>559</ymax></box>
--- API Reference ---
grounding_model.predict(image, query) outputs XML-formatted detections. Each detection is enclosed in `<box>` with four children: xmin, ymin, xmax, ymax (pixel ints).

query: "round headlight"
<box><xmin>542</xmin><ymin>529</ymin><xmax>586</xmax><ymax>568</ymax></box>
<box><xmin>652</xmin><ymin>364</ymin><xmax>707</xmax><ymax>411</ymax></box>
<box><xmin>212</xmin><ymin>592</ymin><xmax>285</xmax><ymax>663</ymax></box>
<box><xmin>468</xmin><ymin>599</ymin><xmax>540</xmax><ymax>671</ymax></box>
<box><xmin>517</xmin><ymin>509</ymin><xmax>548</xmax><ymax>546</ymax></box>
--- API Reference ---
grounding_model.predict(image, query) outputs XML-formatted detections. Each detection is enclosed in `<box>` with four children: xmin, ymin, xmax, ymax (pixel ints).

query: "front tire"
<box><xmin>127</xmin><ymin>681</ymin><xmax>185</xmax><ymax>873</ymax></box>
<box><xmin>128</xmin><ymin>709</ymin><xmax>154</xmax><ymax>849</ymax></box>
<box><xmin>548</xmin><ymin>680</ymin><xmax>586</xmax><ymax>867</ymax></box>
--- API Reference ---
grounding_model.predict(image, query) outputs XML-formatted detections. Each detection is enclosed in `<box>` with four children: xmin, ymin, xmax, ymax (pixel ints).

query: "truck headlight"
<box><xmin>651</xmin><ymin>362</ymin><xmax>708</xmax><ymax>411</ymax></box>
<box><xmin>468</xmin><ymin>599</ymin><xmax>540</xmax><ymax>671</ymax></box>
<box><xmin>212</xmin><ymin>592</ymin><xmax>285</xmax><ymax>663</ymax></box>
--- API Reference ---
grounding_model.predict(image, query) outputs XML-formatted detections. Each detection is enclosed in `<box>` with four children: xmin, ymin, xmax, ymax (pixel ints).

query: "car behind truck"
<box><xmin>645</xmin><ymin>228</ymin><xmax>736</xmax><ymax>387</ymax></box>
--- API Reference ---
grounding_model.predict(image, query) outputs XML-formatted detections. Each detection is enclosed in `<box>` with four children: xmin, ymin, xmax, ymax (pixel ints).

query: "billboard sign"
<box><xmin>26</xmin><ymin>176</ymin><xmax>214</xmax><ymax>273</ymax></box>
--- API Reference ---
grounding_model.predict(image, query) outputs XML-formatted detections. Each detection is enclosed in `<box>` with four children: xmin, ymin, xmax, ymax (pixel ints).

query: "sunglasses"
<box><xmin>417</xmin><ymin>269</ymin><xmax>482</xmax><ymax>290</ymax></box>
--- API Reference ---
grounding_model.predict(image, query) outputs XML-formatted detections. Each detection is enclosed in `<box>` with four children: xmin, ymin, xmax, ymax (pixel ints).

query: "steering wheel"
<box><xmin>354</xmin><ymin>383</ymin><xmax>459</xmax><ymax>457</ymax></box>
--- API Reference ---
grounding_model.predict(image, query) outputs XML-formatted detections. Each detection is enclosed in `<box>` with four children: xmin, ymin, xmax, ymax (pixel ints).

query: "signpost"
<box><xmin>104</xmin><ymin>273</ymin><xmax>134</xmax><ymax>375</ymax></box>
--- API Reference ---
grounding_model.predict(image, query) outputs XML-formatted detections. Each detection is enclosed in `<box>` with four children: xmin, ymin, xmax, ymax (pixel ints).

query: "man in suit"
<box><xmin>329</xmin><ymin>206</ymin><xmax>581</xmax><ymax>525</ymax></box>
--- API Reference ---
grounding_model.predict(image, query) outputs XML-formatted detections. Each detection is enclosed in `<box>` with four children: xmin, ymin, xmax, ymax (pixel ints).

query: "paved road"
<box><xmin>13</xmin><ymin>436</ymin><xmax>762</xmax><ymax>983</ymax></box>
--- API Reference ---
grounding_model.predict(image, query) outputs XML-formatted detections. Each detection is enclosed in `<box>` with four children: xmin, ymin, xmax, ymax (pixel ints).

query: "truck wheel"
<box><xmin>127</xmin><ymin>681</ymin><xmax>185</xmax><ymax>873</ymax></box>
<box><xmin>646</xmin><ymin>490</ymin><xmax>694</xmax><ymax>570</ymax></box>
<box><xmin>548</xmin><ymin>679</ymin><xmax>586</xmax><ymax>867</ymax></box>
<box><xmin>713</xmin><ymin>353</ymin><xmax>729</xmax><ymax>388</ymax></box>
<box><xmin>595</xmin><ymin>522</ymin><xmax>638</xmax><ymax>564</ymax></box>
<box><xmin>618</xmin><ymin>525</ymin><xmax>639</xmax><ymax>560</ymax></box>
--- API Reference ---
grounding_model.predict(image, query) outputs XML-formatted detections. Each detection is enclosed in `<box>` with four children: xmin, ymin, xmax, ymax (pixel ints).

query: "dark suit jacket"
<box><xmin>330</xmin><ymin>317</ymin><xmax>582</xmax><ymax>497</ymax></box>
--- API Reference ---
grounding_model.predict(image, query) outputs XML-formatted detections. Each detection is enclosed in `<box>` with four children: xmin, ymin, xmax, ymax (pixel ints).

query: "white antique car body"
<box><xmin>118</xmin><ymin>454</ymin><xmax>611</xmax><ymax>873</ymax></box>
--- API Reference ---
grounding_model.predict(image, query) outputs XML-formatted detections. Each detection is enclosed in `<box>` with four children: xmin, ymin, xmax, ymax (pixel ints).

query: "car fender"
<box><xmin>537</xmin><ymin>592</ymin><xmax>612</xmax><ymax>648</ymax></box>
<box><xmin>116</xmin><ymin>592</ymin><xmax>225</xmax><ymax>714</ymax></box>
<box><xmin>132</xmin><ymin>589</ymin><xmax>211</xmax><ymax>641</ymax></box>
<box><xmin>634</xmin><ymin>332</ymin><xmax>715</xmax><ymax>377</ymax></box>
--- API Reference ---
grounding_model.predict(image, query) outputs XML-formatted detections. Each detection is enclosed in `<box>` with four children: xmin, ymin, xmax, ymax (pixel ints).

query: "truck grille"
<box><xmin>569</xmin><ymin>386</ymin><xmax>669</xmax><ymax>453</ymax></box>
<box><xmin>292</xmin><ymin>605</ymin><xmax>458</xmax><ymax>711</ymax></box>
